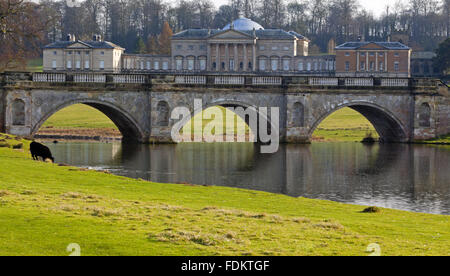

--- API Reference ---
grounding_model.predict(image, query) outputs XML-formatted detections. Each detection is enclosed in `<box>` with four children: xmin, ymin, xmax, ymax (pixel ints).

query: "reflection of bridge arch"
<box><xmin>174</xmin><ymin>99</ymin><xmax>279</xmax><ymax>143</ymax></box>
<box><xmin>31</xmin><ymin>99</ymin><xmax>145</xmax><ymax>142</ymax></box>
<box><xmin>309</xmin><ymin>101</ymin><xmax>408</xmax><ymax>142</ymax></box>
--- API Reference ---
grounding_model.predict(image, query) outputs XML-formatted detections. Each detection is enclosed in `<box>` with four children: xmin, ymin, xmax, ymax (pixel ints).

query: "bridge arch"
<box><xmin>31</xmin><ymin>99</ymin><xmax>145</xmax><ymax>142</ymax></box>
<box><xmin>309</xmin><ymin>102</ymin><xmax>408</xmax><ymax>142</ymax></box>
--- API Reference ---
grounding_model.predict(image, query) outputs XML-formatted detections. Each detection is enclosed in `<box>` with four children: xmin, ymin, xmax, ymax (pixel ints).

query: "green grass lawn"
<box><xmin>312</xmin><ymin>108</ymin><xmax>378</xmax><ymax>142</ymax></box>
<box><xmin>0</xmin><ymin>134</ymin><xmax>448</xmax><ymax>256</ymax></box>
<box><xmin>26</xmin><ymin>58</ymin><xmax>43</xmax><ymax>72</ymax></box>
<box><xmin>42</xmin><ymin>104</ymin><xmax>118</xmax><ymax>129</ymax></box>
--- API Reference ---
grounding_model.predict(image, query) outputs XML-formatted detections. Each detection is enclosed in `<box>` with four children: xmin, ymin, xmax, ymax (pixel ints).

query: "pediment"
<box><xmin>67</xmin><ymin>42</ymin><xmax>91</xmax><ymax>49</ymax></box>
<box><xmin>208</xmin><ymin>29</ymin><xmax>254</xmax><ymax>40</ymax></box>
<box><xmin>359</xmin><ymin>43</ymin><xmax>384</xmax><ymax>50</ymax></box>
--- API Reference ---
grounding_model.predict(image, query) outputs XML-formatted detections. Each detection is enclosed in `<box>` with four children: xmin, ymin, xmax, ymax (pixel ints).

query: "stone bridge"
<box><xmin>0</xmin><ymin>72</ymin><xmax>448</xmax><ymax>144</ymax></box>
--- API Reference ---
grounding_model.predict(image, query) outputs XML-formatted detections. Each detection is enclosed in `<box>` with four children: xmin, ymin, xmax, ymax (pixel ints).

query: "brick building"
<box><xmin>335</xmin><ymin>42</ymin><xmax>412</xmax><ymax>77</ymax></box>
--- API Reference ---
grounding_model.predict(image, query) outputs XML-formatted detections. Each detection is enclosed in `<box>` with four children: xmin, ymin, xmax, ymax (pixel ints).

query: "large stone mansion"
<box><xmin>43</xmin><ymin>17</ymin><xmax>412</xmax><ymax>77</ymax></box>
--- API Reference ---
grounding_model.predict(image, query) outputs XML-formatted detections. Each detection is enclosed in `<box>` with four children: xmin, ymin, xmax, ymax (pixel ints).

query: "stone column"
<box><xmin>375</xmin><ymin>52</ymin><xmax>378</xmax><ymax>71</ymax></box>
<box><xmin>207</xmin><ymin>43</ymin><xmax>211</xmax><ymax>71</ymax></box>
<box><xmin>243</xmin><ymin>44</ymin><xmax>247</xmax><ymax>71</ymax></box>
<box><xmin>216</xmin><ymin>43</ymin><xmax>220</xmax><ymax>72</ymax></box>
<box><xmin>233</xmin><ymin>44</ymin><xmax>239</xmax><ymax>71</ymax></box>
<box><xmin>225</xmin><ymin>43</ymin><xmax>229</xmax><ymax>71</ymax></box>
<box><xmin>252</xmin><ymin>43</ymin><xmax>256</xmax><ymax>72</ymax></box>
<box><xmin>366</xmin><ymin>51</ymin><xmax>369</xmax><ymax>72</ymax></box>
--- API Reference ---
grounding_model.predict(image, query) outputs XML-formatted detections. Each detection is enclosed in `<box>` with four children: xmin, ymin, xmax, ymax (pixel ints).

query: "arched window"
<box><xmin>156</xmin><ymin>101</ymin><xmax>170</xmax><ymax>127</ymax></box>
<box><xmin>418</xmin><ymin>103</ymin><xmax>431</xmax><ymax>127</ymax></box>
<box><xmin>292</xmin><ymin>102</ymin><xmax>305</xmax><ymax>127</ymax></box>
<box><xmin>12</xmin><ymin>99</ymin><xmax>25</xmax><ymax>126</ymax></box>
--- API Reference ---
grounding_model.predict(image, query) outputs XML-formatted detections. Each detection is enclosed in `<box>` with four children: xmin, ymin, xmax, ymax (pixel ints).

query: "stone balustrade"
<box><xmin>309</xmin><ymin>77</ymin><xmax>338</xmax><ymax>86</ymax></box>
<box><xmin>252</xmin><ymin>77</ymin><xmax>282</xmax><ymax>85</ymax></box>
<box><xmin>175</xmin><ymin>75</ymin><xmax>206</xmax><ymax>84</ymax></box>
<box><xmin>214</xmin><ymin>76</ymin><xmax>245</xmax><ymax>85</ymax></box>
<box><xmin>25</xmin><ymin>72</ymin><xmax>437</xmax><ymax>90</ymax></box>
<box><xmin>345</xmin><ymin>78</ymin><xmax>374</xmax><ymax>86</ymax></box>
<box><xmin>33</xmin><ymin>73</ymin><xmax>66</xmax><ymax>83</ymax></box>
<box><xmin>73</xmin><ymin>74</ymin><xmax>106</xmax><ymax>83</ymax></box>
<box><xmin>381</xmin><ymin>78</ymin><xmax>409</xmax><ymax>87</ymax></box>
<box><xmin>112</xmin><ymin>74</ymin><xmax>146</xmax><ymax>84</ymax></box>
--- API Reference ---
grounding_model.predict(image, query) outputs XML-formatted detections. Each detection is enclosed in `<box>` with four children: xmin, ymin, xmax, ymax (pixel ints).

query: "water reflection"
<box><xmin>47</xmin><ymin>142</ymin><xmax>450</xmax><ymax>215</ymax></box>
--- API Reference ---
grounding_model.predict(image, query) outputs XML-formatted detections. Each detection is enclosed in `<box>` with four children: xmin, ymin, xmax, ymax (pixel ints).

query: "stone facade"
<box><xmin>43</xmin><ymin>35</ymin><xmax>124</xmax><ymax>73</ymax></box>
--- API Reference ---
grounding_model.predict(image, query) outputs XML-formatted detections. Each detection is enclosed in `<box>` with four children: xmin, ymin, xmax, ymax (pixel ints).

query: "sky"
<box><xmin>208</xmin><ymin>0</ymin><xmax>407</xmax><ymax>18</ymax></box>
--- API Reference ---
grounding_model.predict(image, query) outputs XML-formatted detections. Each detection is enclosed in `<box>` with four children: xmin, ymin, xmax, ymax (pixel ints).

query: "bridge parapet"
<box><xmin>0</xmin><ymin>72</ymin><xmax>447</xmax><ymax>95</ymax></box>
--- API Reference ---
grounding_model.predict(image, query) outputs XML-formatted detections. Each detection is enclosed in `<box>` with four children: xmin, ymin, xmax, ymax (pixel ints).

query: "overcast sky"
<box><xmin>207</xmin><ymin>0</ymin><xmax>407</xmax><ymax>18</ymax></box>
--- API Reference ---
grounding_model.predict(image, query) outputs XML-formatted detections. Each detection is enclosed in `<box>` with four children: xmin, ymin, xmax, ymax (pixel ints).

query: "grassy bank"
<box><xmin>0</xmin><ymin>134</ymin><xmax>448</xmax><ymax>256</ymax></box>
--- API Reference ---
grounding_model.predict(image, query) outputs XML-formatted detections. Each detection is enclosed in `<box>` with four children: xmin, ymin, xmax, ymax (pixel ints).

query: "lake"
<box><xmin>45</xmin><ymin>142</ymin><xmax>450</xmax><ymax>215</ymax></box>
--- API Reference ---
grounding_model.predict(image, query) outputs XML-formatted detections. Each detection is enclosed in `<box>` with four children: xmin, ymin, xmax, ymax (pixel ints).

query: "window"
<box><xmin>76</xmin><ymin>60</ymin><xmax>81</xmax><ymax>69</ymax></box>
<box><xmin>360</xmin><ymin>52</ymin><xmax>365</xmax><ymax>57</ymax></box>
<box><xmin>199</xmin><ymin>45</ymin><xmax>206</xmax><ymax>50</ymax></box>
<box><xmin>272</xmin><ymin>46</ymin><xmax>278</xmax><ymax>50</ymax></box>
<box><xmin>101</xmin><ymin>51</ymin><xmax>105</xmax><ymax>55</ymax></box>
<box><xmin>84</xmin><ymin>60</ymin><xmax>89</xmax><ymax>69</ymax></box>
<box><xmin>176</xmin><ymin>59</ymin><xmax>183</xmax><ymax>70</ymax></box>
<box><xmin>394</xmin><ymin>52</ymin><xmax>399</xmax><ymax>57</ymax></box>
<box><xmin>99</xmin><ymin>60</ymin><xmax>104</xmax><ymax>70</ymax></box>
<box><xmin>379</xmin><ymin>52</ymin><xmax>384</xmax><ymax>57</ymax></box>
<box><xmin>140</xmin><ymin>61</ymin><xmax>144</xmax><ymax>70</ymax></box>
<box><xmin>199</xmin><ymin>59</ymin><xmax>206</xmax><ymax>71</ymax></box>
<box><xmin>298</xmin><ymin>62</ymin><xmax>303</xmax><ymax>71</ymax></box>
<box><xmin>360</xmin><ymin>62</ymin><xmax>365</xmax><ymax>71</ymax></box>
<box><xmin>259</xmin><ymin>45</ymin><xmax>265</xmax><ymax>50</ymax></box>
<box><xmin>314</xmin><ymin>62</ymin><xmax>318</xmax><ymax>71</ymax></box>
<box><xmin>370</xmin><ymin>52</ymin><xmax>375</xmax><ymax>57</ymax></box>
<box><xmin>259</xmin><ymin>59</ymin><xmax>266</xmax><ymax>71</ymax></box>
<box><xmin>283</xmin><ymin>59</ymin><xmax>290</xmax><ymax>71</ymax></box>
<box><xmin>147</xmin><ymin>61</ymin><xmax>151</xmax><ymax>70</ymax></box>
<box><xmin>345</xmin><ymin>61</ymin><xmax>350</xmax><ymax>71</ymax></box>
<box><xmin>154</xmin><ymin>61</ymin><xmax>160</xmax><ymax>70</ymax></box>
<box><xmin>188</xmin><ymin>45</ymin><xmax>194</xmax><ymax>50</ymax></box>
<box><xmin>52</xmin><ymin>60</ymin><xmax>57</xmax><ymax>69</ymax></box>
<box><xmin>370</xmin><ymin>61</ymin><xmax>374</xmax><ymax>71</ymax></box>
<box><xmin>283</xmin><ymin>46</ymin><xmax>289</xmax><ymax>51</ymax></box>
<box><xmin>162</xmin><ymin>61</ymin><xmax>169</xmax><ymax>70</ymax></box>
<box><xmin>212</xmin><ymin>62</ymin><xmax>216</xmax><ymax>70</ymax></box>
<box><xmin>77</xmin><ymin>51</ymin><xmax>81</xmax><ymax>55</ymax></box>
<box><xmin>239</xmin><ymin>62</ymin><xmax>243</xmax><ymax>70</ymax></box>
<box><xmin>187</xmin><ymin>59</ymin><xmax>194</xmax><ymax>71</ymax></box>
<box><xmin>229</xmin><ymin>59</ymin><xmax>235</xmax><ymax>71</ymax></box>
<box><xmin>68</xmin><ymin>51</ymin><xmax>72</xmax><ymax>55</ymax></box>
<box><xmin>221</xmin><ymin>62</ymin><xmax>225</xmax><ymax>70</ymax></box>
<box><xmin>53</xmin><ymin>51</ymin><xmax>57</xmax><ymax>55</ymax></box>
<box><xmin>345</xmin><ymin>52</ymin><xmax>350</xmax><ymax>57</ymax></box>
<box><xmin>271</xmin><ymin>59</ymin><xmax>278</xmax><ymax>71</ymax></box>
<box><xmin>86</xmin><ymin>51</ymin><xmax>89</xmax><ymax>56</ymax></box>
<box><xmin>248</xmin><ymin>62</ymin><xmax>252</xmax><ymax>70</ymax></box>
<box><xmin>379</xmin><ymin>62</ymin><xmax>384</xmax><ymax>71</ymax></box>
<box><xmin>67</xmin><ymin>60</ymin><xmax>72</xmax><ymax>69</ymax></box>
<box><xmin>394</xmin><ymin>61</ymin><xmax>399</xmax><ymax>71</ymax></box>
<box><xmin>177</xmin><ymin>45</ymin><xmax>182</xmax><ymax>50</ymax></box>
<box><xmin>307</xmin><ymin>62</ymin><xmax>311</xmax><ymax>71</ymax></box>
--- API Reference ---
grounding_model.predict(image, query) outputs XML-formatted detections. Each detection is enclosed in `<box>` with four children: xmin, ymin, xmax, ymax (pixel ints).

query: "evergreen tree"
<box><xmin>146</xmin><ymin>35</ymin><xmax>159</xmax><ymax>54</ymax></box>
<box><xmin>433</xmin><ymin>38</ymin><xmax>450</xmax><ymax>76</ymax></box>
<box><xmin>135</xmin><ymin>37</ymin><xmax>147</xmax><ymax>54</ymax></box>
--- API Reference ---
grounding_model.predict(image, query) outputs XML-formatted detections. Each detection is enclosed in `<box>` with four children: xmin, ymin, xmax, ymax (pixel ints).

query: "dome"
<box><xmin>223</xmin><ymin>17</ymin><xmax>264</xmax><ymax>31</ymax></box>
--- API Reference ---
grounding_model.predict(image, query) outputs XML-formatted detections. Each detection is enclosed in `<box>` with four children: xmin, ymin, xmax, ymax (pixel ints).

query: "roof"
<box><xmin>172</xmin><ymin>28</ymin><xmax>308</xmax><ymax>41</ymax></box>
<box><xmin>223</xmin><ymin>17</ymin><xmax>264</xmax><ymax>31</ymax></box>
<box><xmin>335</xmin><ymin>41</ymin><xmax>410</xmax><ymax>50</ymax></box>
<box><xmin>43</xmin><ymin>40</ymin><xmax>124</xmax><ymax>50</ymax></box>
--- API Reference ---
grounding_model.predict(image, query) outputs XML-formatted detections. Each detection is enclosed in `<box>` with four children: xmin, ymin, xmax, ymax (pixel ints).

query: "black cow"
<box><xmin>30</xmin><ymin>141</ymin><xmax>54</xmax><ymax>163</ymax></box>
